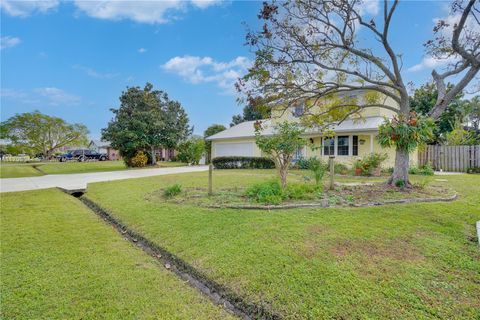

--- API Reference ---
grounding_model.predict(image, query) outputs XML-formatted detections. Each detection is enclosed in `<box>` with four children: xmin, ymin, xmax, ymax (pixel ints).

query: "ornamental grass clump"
<box><xmin>163</xmin><ymin>184</ymin><xmax>182</xmax><ymax>198</ymax></box>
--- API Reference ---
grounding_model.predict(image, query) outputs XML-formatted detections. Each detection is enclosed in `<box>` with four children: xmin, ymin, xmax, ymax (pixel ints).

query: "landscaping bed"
<box><xmin>147</xmin><ymin>180</ymin><xmax>456</xmax><ymax>209</ymax></box>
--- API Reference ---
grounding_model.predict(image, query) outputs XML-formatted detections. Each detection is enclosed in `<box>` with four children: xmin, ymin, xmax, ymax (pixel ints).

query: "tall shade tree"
<box><xmin>1</xmin><ymin>111</ymin><xmax>88</xmax><ymax>158</ymax></box>
<box><xmin>239</xmin><ymin>0</ymin><xmax>479</xmax><ymax>186</ymax></box>
<box><xmin>255</xmin><ymin>121</ymin><xmax>307</xmax><ymax>189</ymax></box>
<box><xmin>203</xmin><ymin>124</ymin><xmax>226</xmax><ymax>163</ymax></box>
<box><xmin>102</xmin><ymin>83</ymin><xmax>191</xmax><ymax>166</ymax></box>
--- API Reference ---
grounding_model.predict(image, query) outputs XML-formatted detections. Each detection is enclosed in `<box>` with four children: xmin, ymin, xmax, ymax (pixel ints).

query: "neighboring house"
<box><xmin>206</xmin><ymin>92</ymin><xmax>418</xmax><ymax>168</ymax></box>
<box><xmin>88</xmin><ymin>140</ymin><xmax>121</xmax><ymax>161</ymax></box>
<box><xmin>88</xmin><ymin>140</ymin><xmax>178</xmax><ymax>162</ymax></box>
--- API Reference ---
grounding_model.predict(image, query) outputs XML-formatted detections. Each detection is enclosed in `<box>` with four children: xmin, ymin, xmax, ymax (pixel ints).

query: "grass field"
<box><xmin>86</xmin><ymin>170</ymin><xmax>480</xmax><ymax>319</ymax></box>
<box><xmin>0</xmin><ymin>189</ymin><xmax>234</xmax><ymax>319</ymax></box>
<box><xmin>0</xmin><ymin>161</ymin><xmax>187</xmax><ymax>178</ymax></box>
<box><xmin>0</xmin><ymin>164</ymin><xmax>44</xmax><ymax>178</ymax></box>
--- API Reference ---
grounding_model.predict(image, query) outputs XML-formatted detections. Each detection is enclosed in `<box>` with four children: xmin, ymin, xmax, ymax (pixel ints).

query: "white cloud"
<box><xmin>73</xmin><ymin>0</ymin><xmax>220</xmax><ymax>24</ymax></box>
<box><xmin>408</xmin><ymin>55</ymin><xmax>458</xmax><ymax>72</ymax></box>
<box><xmin>1</xmin><ymin>36</ymin><xmax>21</xmax><ymax>50</ymax></box>
<box><xmin>358</xmin><ymin>0</ymin><xmax>379</xmax><ymax>16</ymax></box>
<box><xmin>162</xmin><ymin>55</ymin><xmax>251</xmax><ymax>93</ymax></box>
<box><xmin>34</xmin><ymin>87</ymin><xmax>81</xmax><ymax>106</ymax></box>
<box><xmin>0</xmin><ymin>0</ymin><xmax>59</xmax><ymax>17</ymax></box>
<box><xmin>190</xmin><ymin>0</ymin><xmax>220</xmax><ymax>9</ymax></box>
<box><xmin>72</xmin><ymin>65</ymin><xmax>119</xmax><ymax>79</ymax></box>
<box><xmin>138</xmin><ymin>48</ymin><xmax>147</xmax><ymax>53</ymax></box>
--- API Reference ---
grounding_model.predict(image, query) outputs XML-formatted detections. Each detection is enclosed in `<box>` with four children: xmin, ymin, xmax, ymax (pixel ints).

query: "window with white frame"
<box><xmin>337</xmin><ymin>136</ymin><xmax>349</xmax><ymax>156</ymax></box>
<box><xmin>352</xmin><ymin>135</ymin><xmax>359</xmax><ymax>156</ymax></box>
<box><xmin>323</xmin><ymin>138</ymin><xmax>334</xmax><ymax>156</ymax></box>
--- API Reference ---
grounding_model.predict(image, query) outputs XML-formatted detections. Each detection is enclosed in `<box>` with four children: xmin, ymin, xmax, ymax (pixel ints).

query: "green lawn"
<box><xmin>0</xmin><ymin>189</ymin><xmax>234</xmax><ymax>319</ymax></box>
<box><xmin>0</xmin><ymin>163</ymin><xmax>44</xmax><ymax>178</ymax></box>
<box><xmin>0</xmin><ymin>161</ymin><xmax>187</xmax><ymax>178</ymax></box>
<box><xmin>86</xmin><ymin>170</ymin><xmax>480</xmax><ymax>319</ymax></box>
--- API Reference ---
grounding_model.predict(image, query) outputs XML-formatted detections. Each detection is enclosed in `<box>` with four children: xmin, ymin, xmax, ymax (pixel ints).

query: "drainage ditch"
<box><xmin>67</xmin><ymin>190</ymin><xmax>281</xmax><ymax>320</ymax></box>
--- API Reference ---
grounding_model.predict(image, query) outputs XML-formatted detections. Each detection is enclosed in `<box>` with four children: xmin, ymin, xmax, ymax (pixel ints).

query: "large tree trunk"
<box><xmin>151</xmin><ymin>146</ymin><xmax>157</xmax><ymax>165</ymax></box>
<box><xmin>387</xmin><ymin>148</ymin><xmax>410</xmax><ymax>187</ymax></box>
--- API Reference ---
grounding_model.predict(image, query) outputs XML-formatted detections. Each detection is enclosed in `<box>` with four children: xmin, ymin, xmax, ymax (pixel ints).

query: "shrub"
<box><xmin>177</xmin><ymin>137</ymin><xmax>205</xmax><ymax>165</ymax></box>
<box><xmin>334</xmin><ymin>163</ymin><xmax>349</xmax><ymax>175</ymax></box>
<box><xmin>284</xmin><ymin>183</ymin><xmax>322</xmax><ymax>200</ymax></box>
<box><xmin>354</xmin><ymin>153</ymin><xmax>388</xmax><ymax>176</ymax></box>
<box><xmin>163</xmin><ymin>184</ymin><xmax>182</xmax><ymax>198</ymax></box>
<box><xmin>467</xmin><ymin>167</ymin><xmax>480</xmax><ymax>174</ymax></box>
<box><xmin>308</xmin><ymin>158</ymin><xmax>326</xmax><ymax>185</ymax></box>
<box><xmin>130</xmin><ymin>151</ymin><xmax>148</xmax><ymax>167</ymax></box>
<box><xmin>245</xmin><ymin>180</ymin><xmax>283</xmax><ymax>204</ymax></box>
<box><xmin>212</xmin><ymin>156</ymin><xmax>275</xmax><ymax>169</ymax></box>
<box><xmin>296</xmin><ymin>157</ymin><xmax>316</xmax><ymax>170</ymax></box>
<box><xmin>245</xmin><ymin>181</ymin><xmax>322</xmax><ymax>204</ymax></box>
<box><xmin>409</xmin><ymin>164</ymin><xmax>434</xmax><ymax>176</ymax></box>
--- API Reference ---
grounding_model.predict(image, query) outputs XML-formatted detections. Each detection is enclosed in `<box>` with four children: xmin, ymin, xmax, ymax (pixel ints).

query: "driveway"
<box><xmin>0</xmin><ymin>166</ymin><xmax>208</xmax><ymax>193</ymax></box>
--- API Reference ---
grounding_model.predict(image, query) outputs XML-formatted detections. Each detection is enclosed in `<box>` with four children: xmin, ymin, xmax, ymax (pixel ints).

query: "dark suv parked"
<box><xmin>57</xmin><ymin>149</ymin><xmax>108</xmax><ymax>162</ymax></box>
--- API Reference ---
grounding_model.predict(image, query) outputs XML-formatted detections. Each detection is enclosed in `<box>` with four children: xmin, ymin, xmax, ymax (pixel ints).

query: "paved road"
<box><xmin>0</xmin><ymin>166</ymin><xmax>208</xmax><ymax>193</ymax></box>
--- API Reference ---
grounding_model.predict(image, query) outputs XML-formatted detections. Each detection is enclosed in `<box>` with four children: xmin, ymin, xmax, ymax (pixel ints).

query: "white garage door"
<box><xmin>215</xmin><ymin>142</ymin><xmax>254</xmax><ymax>157</ymax></box>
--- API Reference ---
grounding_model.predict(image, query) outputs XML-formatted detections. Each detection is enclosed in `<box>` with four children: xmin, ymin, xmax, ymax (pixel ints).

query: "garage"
<box><xmin>214</xmin><ymin>141</ymin><xmax>255</xmax><ymax>157</ymax></box>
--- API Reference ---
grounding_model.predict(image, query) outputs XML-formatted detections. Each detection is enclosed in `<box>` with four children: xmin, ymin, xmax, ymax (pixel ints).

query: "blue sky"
<box><xmin>1</xmin><ymin>0</ymin><xmax>456</xmax><ymax>139</ymax></box>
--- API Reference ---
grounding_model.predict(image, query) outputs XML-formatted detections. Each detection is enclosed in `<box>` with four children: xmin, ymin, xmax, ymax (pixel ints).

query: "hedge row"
<box><xmin>212</xmin><ymin>156</ymin><xmax>275</xmax><ymax>169</ymax></box>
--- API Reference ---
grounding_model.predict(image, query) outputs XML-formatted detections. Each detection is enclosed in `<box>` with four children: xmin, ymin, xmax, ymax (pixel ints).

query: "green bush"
<box><xmin>284</xmin><ymin>184</ymin><xmax>322</xmax><ymax>200</ymax></box>
<box><xmin>308</xmin><ymin>158</ymin><xmax>326</xmax><ymax>185</ymax></box>
<box><xmin>130</xmin><ymin>151</ymin><xmax>148</xmax><ymax>167</ymax></box>
<box><xmin>163</xmin><ymin>184</ymin><xmax>182</xmax><ymax>198</ymax></box>
<box><xmin>212</xmin><ymin>156</ymin><xmax>275</xmax><ymax>169</ymax></box>
<box><xmin>245</xmin><ymin>181</ymin><xmax>322</xmax><ymax>204</ymax></box>
<box><xmin>177</xmin><ymin>137</ymin><xmax>205</xmax><ymax>165</ymax></box>
<box><xmin>334</xmin><ymin>163</ymin><xmax>349</xmax><ymax>175</ymax></box>
<box><xmin>467</xmin><ymin>167</ymin><xmax>480</xmax><ymax>174</ymax></box>
<box><xmin>409</xmin><ymin>164</ymin><xmax>434</xmax><ymax>176</ymax></box>
<box><xmin>354</xmin><ymin>153</ymin><xmax>388</xmax><ymax>176</ymax></box>
<box><xmin>245</xmin><ymin>181</ymin><xmax>283</xmax><ymax>204</ymax></box>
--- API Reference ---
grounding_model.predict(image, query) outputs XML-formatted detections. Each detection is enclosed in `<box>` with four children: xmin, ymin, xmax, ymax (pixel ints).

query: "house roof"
<box><xmin>205</xmin><ymin>116</ymin><xmax>385</xmax><ymax>141</ymax></box>
<box><xmin>89</xmin><ymin>139</ymin><xmax>112</xmax><ymax>148</ymax></box>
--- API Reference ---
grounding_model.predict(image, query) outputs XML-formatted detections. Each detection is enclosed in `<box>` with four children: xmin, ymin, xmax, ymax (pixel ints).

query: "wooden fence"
<box><xmin>418</xmin><ymin>145</ymin><xmax>480</xmax><ymax>172</ymax></box>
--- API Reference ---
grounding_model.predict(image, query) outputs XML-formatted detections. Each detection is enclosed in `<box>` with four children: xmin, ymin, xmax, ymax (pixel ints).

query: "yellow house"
<box><xmin>206</xmin><ymin>93</ymin><xmax>417</xmax><ymax>168</ymax></box>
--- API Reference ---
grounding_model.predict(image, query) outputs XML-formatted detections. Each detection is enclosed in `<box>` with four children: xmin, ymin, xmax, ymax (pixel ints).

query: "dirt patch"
<box><xmin>330</xmin><ymin>238</ymin><xmax>425</xmax><ymax>262</ymax></box>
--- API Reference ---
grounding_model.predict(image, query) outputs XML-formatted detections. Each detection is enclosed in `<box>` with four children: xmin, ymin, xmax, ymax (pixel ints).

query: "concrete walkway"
<box><xmin>0</xmin><ymin>166</ymin><xmax>208</xmax><ymax>193</ymax></box>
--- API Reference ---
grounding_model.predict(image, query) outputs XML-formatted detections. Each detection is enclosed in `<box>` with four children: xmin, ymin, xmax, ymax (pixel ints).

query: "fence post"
<box><xmin>208</xmin><ymin>163</ymin><xmax>213</xmax><ymax>196</ymax></box>
<box><xmin>329</xmin><ymin>156</ymin><xmax>335</xmax><ymax>190</ymax></box>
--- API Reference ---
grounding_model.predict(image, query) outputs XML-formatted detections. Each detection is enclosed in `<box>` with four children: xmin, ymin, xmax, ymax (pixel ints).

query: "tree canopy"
<box><xmin>230</xmin><ymin>104</ymin><xmax>270</xmax><ymax>127</ymax></box>
<box><xmin>203</xmin><ymin>124</ymin><xmax>226</xmax><ymax>163</ymax></box>
<box><xmin>239</xmin><ymin>0</ymin><xmax>479</xmax><ymax>186</ymax></box>
<box><xmin>1</xmin><ymin>111</ymin><xmax>88</xmax><ymax>157</ymax></box>
<box><xmin>102</xmin><ymin>83</ymin><xmax>191</xmax><ymax>165</ymax></box>
<box><xmin>255</xmin><ymin>121</ymin><xmax>306</xmax><ymax>188</ymax></box>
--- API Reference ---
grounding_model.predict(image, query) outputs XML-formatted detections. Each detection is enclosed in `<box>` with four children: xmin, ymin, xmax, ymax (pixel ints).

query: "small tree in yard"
<box><xmin>177</xmin><ymin>137</ymin><xmax>205</xmax><ymax>165</ymax></box>
<box><xmin>239</xmin><ymin>0</ymin><xmax>479</xmax><ymax>187</ymax></box>
<box><xmin>255</xmin><ymin>121</ymin><xmax>306</xmax><ymax>189</ymax></box>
